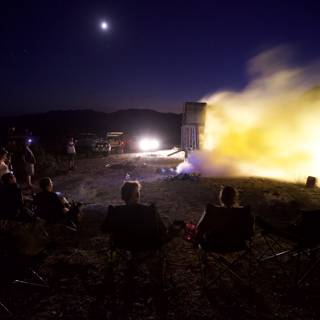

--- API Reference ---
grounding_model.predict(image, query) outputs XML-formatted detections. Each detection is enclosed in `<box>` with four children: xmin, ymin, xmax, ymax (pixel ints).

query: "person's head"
<box><xmin>121</xmin><ymin>181</ymin><xmax>141</xmax><ymax>205</ymax></box>
<box><xmin>1</xmin><ymin>172</ymin><xmax>16</xmax><ymax>185</ymax></box>
<box><xmin>219</xmin><ymin>186</ymin><xmax>238</xmax><ymax>208</ymax></box>
<box><xmin>39</xmin><ymin>177</ymin><xmax>53</xmax><ymax>192</ymax></box>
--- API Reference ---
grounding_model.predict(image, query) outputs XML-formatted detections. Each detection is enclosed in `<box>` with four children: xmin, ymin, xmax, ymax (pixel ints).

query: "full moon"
<box><xmin>100</xmin><ymin>21</ymin><xmax>108</xmax><ymax>30</ymax></box>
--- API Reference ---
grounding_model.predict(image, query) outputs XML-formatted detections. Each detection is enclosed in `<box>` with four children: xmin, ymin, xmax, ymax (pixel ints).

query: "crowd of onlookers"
<box><xmin>0</xmin><ymin>144</ymin><xmax>36</xmax><ymax>189</ymax></box>
<box><xmin>0</xmin><ymin>132</ymin><xmax>82</xmax><ymax>255</ymax></box>
<box><xmin>1</xmin><ymin>130</ymin><xmax>310</xmax><ymax>271</ymax></box>
<box><xmin>0</xmin><ymin>144</ymin><xmax>246</xmax><ymax>257</ymax></box>
<box><xmin>0</xmin><ymin>130</ymin><xmax>310</xmax><ymax>261</ymax></box>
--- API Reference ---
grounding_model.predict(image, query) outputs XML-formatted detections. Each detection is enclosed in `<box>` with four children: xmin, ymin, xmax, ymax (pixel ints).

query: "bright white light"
<box><xmin>139</xmin><ymin>138</ymin><xmax>160</xmax><ymax>152</ymax></box>
<box><xmin>101</xmin><ymin>21</ymin><xmax>108</xmax><ymax>30</ymax></box>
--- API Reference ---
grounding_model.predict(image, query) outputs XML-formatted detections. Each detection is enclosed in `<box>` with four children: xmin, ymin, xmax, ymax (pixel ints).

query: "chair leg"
<box><xmin>260</xmin><ymin>234</ymin><xmax>291</xmax><ymax>281</ymax></box>
<box><xmin>248</xmin><ymin>248</ymin><xmax>253</xmax><ymax>288</ymax></box>
<box><xmin>30</xmin><ymin>269</ymin><xmax>48</xmax><ymax>286</ymax></box>
<box><xmin>213</xmin><ymin>255</ymin><xmax>248</xmax><ymax>286</ymax></box>
<box><xmin>202</xmin><ymin>249</ymin><xmax>254</xmax><ymax>289</ymax></box>
<box><xmin>154</xmin><ymin>256</ymin><xmax>168</xmax><ymax>320</ymax></box>
<box><xmin>121</xmin><ymin>263</ymin><xmax>135</xmax><ymax>319</ymax></box>
<box><xmin>0</xmin><ymin>300</ymin><xmax>12</xmax><ymax>316</ymax></box>
<box><xmin>199</xmin><ymin>250</ymin><xmax>208</xmax><ymax>289</ymax></box>
<box><xmin>88</xmin><ymin>254</ymin><xmax>117</xmax><ymax>319</ymax></box>
<box><xmin>12</xmin><ymin>268</ymin><xmax>49</xmax><ymax>288</ymax></box>
<box><xmin>296</xmin><ymin>256</ymin><xmax>320</xmax><ymax>288</ymax></box>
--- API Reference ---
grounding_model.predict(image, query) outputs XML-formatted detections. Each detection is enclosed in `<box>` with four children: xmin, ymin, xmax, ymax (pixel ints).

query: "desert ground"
<box><xmin>2</xmin><ymin>151</ymin><xmax>320</xmax><ymax>320</ymax></box>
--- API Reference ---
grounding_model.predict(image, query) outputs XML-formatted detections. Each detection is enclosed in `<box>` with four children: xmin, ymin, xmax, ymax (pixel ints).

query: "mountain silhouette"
<box><xmin>0</xmin><ymin>109</ymin><xmax>182</xmax><ymax>146</ymax></box>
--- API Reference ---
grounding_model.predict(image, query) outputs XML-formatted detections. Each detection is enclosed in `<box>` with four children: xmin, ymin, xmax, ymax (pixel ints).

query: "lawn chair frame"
<box><xmin>197</xmin><ymin>205</ymin><xmax>255</xmax><ymax>289</ymax></box>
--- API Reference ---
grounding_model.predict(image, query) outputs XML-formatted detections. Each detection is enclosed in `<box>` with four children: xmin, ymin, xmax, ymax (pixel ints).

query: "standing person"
<box><xmin>66</xmin><ymin>137</ymin><xmax>76</xmax><ymax>170</ymax></box>
<box><xmin>0</xmin><ymin>149</ymin><xmax>10</xmax><ymax>177</ymax></box>
<box><xmin>23</xmin><ymin>143</ymin><xmax>36</xmax><ymax>188</ymax></box>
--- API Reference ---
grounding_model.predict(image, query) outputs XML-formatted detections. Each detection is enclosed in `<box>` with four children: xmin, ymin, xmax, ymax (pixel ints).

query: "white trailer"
<box><xmin>181</xmin><ymin>102</ymin><xmax>206</xmax><ymax>150</ymax></box>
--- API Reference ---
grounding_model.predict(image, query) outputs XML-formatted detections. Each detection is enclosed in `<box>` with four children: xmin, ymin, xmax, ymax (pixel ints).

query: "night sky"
<box><xmin>1</xmin><ymin>0</ymin><xmax>320</xmax><ymax>115</ymax></box>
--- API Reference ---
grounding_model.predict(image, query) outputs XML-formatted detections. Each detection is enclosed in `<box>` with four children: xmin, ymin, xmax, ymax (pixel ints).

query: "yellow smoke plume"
<box><xmin>201</xmin><ymin>47</ymin><xmax>320</xmax><ymax>181</ymax></box>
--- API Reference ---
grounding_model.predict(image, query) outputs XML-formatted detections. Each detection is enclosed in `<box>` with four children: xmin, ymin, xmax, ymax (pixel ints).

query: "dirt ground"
<box><xmin>2</xmin><ymin>152</ymin><xmax>320</xmax><ymax>320</ymax></box>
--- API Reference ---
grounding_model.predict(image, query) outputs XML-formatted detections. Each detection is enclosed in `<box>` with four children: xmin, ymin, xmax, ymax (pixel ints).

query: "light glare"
<box><xmin>139</xmin><ymin>138</ymin><xmax>160</xmax><ymax>152</ymax></box>
<box><xmin>101</xmin><ymin>21</ymin><xmax>108</xmax><ymax>30</ymax></box>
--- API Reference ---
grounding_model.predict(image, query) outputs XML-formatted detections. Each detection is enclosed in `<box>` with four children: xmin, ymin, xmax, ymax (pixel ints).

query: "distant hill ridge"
<box><xmin>0</xmin><ymin>109</ymin><xmax>182</xmax><ymax>144</ymax></box>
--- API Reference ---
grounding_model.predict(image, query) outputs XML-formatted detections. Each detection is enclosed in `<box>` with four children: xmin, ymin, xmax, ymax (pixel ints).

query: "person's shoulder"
<box><xmin>107</xmin><ymin>204</ymin><xmax>127</xmax><ymax>215</ymax></box>
<box><xmin>135</xmin><ymin>203</ymin><xmax>156</xmax><ymax>212</ymax></box>
<box><xmin>112</xmin><ymin>204</ymin><xmax>153</xmax><ymax>215</ymax></box>
<box><xmin>137</xmin><ymin>203</ymin><xmax>150</xmax><ymax>209</ymax></box>
<box><xmin>36</xmin><ymin>191</ymin><xmax>57</xmax><ymax>199</ymax></box>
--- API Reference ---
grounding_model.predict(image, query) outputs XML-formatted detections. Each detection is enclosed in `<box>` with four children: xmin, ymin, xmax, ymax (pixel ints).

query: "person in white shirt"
<box><xmin>67</xmin><ymin>137</ymin><xmax>76</xmax><ymax>170</ymax></box>
<box><xmin>23</xmin><ymin>144</ymin><xmax>36</xmax><ymax>188</ymax></box>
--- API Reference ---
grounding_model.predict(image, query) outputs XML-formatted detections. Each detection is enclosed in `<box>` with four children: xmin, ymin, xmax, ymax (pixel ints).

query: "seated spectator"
<box><xmin>0</xmin><ymin>149</ymin><xmax>10</xmax><ymax>178</ymax></box>
<box><xmin>0</xmin><ymin>172</ymin><xmax>24</xmax><ymax>220</ymax></box>
<box><xmin>34</xmin><ymin>177</ymin><xmax>80</xmax><ymax>225</ymax></box>
<box><xmin>218</xmin><ymin>185</ymin><xmax>239</xmax><ymax>208</ymax></box>
<box><xmin>102</xmin><ymin>181</ymin><xmax>170</xmax><ymax>250</ymax></box>
<box><xmin>195</xmin><ymin>186</ymin><xmax>254</xmax><ymax>249</ymax></box>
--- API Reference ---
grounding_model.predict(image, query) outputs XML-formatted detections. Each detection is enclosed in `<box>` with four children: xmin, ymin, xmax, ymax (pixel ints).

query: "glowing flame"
<box><xmin>187</xmin><ymin>47</ymin><xmax>320</xmax><ymax>181</ymax></box>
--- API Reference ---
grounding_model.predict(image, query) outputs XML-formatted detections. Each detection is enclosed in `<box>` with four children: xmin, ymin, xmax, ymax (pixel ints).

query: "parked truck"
<box><xmin>106</xmin><ymin>132</ymin><xmax>126</xmax><ymax>153</ymax></box>
<box><xmin>77</xmin><ymin>133</ymin><xmax>110</xmax><ymax>154</ymax></box>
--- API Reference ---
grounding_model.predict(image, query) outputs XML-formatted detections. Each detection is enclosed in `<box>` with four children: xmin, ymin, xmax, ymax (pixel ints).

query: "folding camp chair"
<box><xmin>255</xmin><ymin>210</ymin><xmax>320</xmax><ymax>288</ymax></box>
<box><xmin>0</xmin><ymin>220</ymin><xmax>49</xmax><ymax>316</ymax></box>
<box><xmin>100</xmin><ymin>204</ymin><xmax>167</xmax><ymax>319</ymax></box>
<box><xmin>0</xmin><ymin>254</ymin><xmax>48</xmax><ymax>317</ymax></box>
<box><xmin>197</xmin><ymin>205</ymin><xmax>255</xmax><ymax>289</ymax></box>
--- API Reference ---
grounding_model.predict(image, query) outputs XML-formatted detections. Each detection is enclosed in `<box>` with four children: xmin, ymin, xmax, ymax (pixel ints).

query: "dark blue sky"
<box><xmin>1</xmin><ymin>0</ymin><xmax>320</xmax><ymax>115</ymax></box>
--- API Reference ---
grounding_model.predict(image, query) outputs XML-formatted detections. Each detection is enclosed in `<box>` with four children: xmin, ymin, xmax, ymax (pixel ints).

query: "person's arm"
<box><xmin>53</xmin><ymin>193</ymin><xmax>69</xmax><ymax>215</ymax></box>
<box><xmin>60</xmin><ymin>196</ymin><xmax>71</xmax><ymax>208</ymax></box>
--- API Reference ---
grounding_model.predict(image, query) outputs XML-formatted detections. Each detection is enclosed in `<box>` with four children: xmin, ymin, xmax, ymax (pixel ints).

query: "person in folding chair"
<box><xmin>102</xmin><ymin>180</ymin><xmax>169</xmax><ymax>249</ymax></box>
<box><xmin>34</xmin><ymin>177</ymin><xmax>81</xmax><ymax>230</ymax></box>
<box><xmin>99</xmin><ymin>180</ymin><xmax>169</xmax><ymax>319</ymax></box>
<box><xmin>195</xmin><ymin>185</ymin><xmax>255</xmax><ymax>288</ymax></box>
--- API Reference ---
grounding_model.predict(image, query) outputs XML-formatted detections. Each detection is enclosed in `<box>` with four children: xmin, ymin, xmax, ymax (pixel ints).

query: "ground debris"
<box><xmin>164</xmin><ymin>172</ymin><xmax>201</xmax><ymax>181</ymax></box>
